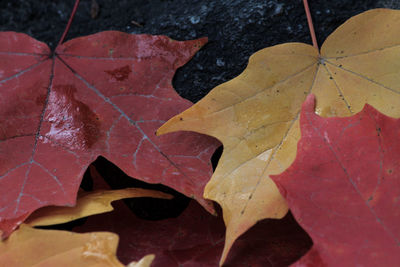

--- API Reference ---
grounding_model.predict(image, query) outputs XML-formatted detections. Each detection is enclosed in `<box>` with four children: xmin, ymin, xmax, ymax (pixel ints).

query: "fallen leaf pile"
<box><xmin>1</xmin><ymin>7</ymin><xmax>400</xmax><ymax>267</ymax></box>
<box><xmin>158</xmin><ymin>8</ymin><xmax>400</xmax><ymax>264</ymax></box>
<box><xmin>74</xmin><ymin>167</ymin><xmax>311</xmax><ymax>266</ymax></box>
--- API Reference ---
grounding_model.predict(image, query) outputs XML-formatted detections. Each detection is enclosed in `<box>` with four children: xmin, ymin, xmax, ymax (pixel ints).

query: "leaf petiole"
<box><xmin>57</xmin><ymin>0</ymin><xmax>80</xmax><ymax>47</ymax></box>
<box><xmin>303</xmin><ymin>0</ymin><xmax>319</xmax><ymax>51</ymax></box>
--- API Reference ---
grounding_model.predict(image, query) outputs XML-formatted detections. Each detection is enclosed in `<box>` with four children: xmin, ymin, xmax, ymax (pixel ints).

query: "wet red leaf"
<box><xmin>74</xmin><ymin>198</ymin><xmax>312</xmax><ymax>267</ymax></box>
<box><xmin>0</xmin><ymin>31</ymin><xmax>219</xmax><ymax>237</ymax></box>
<box><xmin>272</xmin><ymin>95</ymin><xmax>400</xmax><ymax>266</ymax></box>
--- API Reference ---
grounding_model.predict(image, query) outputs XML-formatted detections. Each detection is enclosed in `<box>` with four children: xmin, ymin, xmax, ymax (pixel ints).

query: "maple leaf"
<box><xmin>0</xmin><ymin>31</ymin><xmax>220</xmax><ymax>237</ymax></box>
<box><xmin>157</xmin><ymin>8</ymin><xmax>400</xmax><ymax>263</ymax></box>
<box><xmin>74</xmin><ymin>199</ymin><xmax>312</xmax><ymax>267</ymax></box>
<box><xmin>272</xmin><ymin>94</ymin><xmax>400</xmax><ymax>266</ymax></box>
<box><xmin>25</xmin><ymin>166</ymin><xmax>172</xmax><ymax>227</ymax></box>
<box><xmin>0</xmin><ymin>224</ymin><xmax>149</xmax><ymax>266</ymax></box>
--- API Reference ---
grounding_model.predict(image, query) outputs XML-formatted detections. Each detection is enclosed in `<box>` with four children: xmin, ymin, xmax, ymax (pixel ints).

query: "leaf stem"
<box><xmin>57</xmin><ymin>0</ymin><xmax>80</xmax><ymax>47</ymax></box>
<box><xmin>302</xmin><ymin>0</ymin><xmax>319</xmax><ymax>51</ymax></box>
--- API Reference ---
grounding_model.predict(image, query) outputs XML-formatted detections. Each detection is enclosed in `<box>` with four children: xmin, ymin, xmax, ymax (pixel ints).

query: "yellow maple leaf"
<box><xmin>0</xmin><ymin>224</ymin><xmax>154</xmax><ymax>266</ymax></box>
<box><xmin>157</xmin><ymin>9</ymin><xmax>400</xmax><ymax>264</ymax></box>
<box><xmin>25</xmin><ymin>187</ymin><xmax>172</xmax><ymax>227</ymax></box>
<box><xmin>25</xmin><ymin>165</ymin><xmax>172</xmax><ymax>227</ymax></box>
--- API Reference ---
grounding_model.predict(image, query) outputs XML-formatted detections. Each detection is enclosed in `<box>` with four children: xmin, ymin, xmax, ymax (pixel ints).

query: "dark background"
<box><xmin>1</xmin><ymin>0</ymin><xmax>399</xmax><ymax>103</ymax></box>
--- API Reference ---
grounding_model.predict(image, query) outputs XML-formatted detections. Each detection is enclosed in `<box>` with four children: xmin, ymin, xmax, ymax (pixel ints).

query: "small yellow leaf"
<box><xmin>0</xmin><ymin>224</ymin><xmax>124</xmax><ymax>266</ymax></box>
<box><xmin>26</xmin><ymin>188</ymin><xmax>172</xmax><ymax>226</ymax></box>
<box><xmin>157</xmin><ymin>9</ymin><xmax>400</xmax><ymax>265</ymax></box>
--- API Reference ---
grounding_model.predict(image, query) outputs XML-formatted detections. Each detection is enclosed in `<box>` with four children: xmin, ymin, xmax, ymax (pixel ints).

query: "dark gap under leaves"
<box><xmin>90</xmin><ymin>156</ymin><xmax>191</xmax><ymax>220</ymax></box>
<box><xmin>211</xmin><ymin>145</ymin><xmax>223</xmax><ymax>171</ymax></box>
<box><xmin>38</xmin><ymin>154</ymin><xmax>200</xmax><ymax>231</ymax></box>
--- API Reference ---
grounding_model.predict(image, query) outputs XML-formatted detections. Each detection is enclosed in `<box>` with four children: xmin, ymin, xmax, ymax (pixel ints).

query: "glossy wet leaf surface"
<box><xmin>272</xmin><ymin>95</ymin><xmax>400</xmax><ymax>266</ymax></box>
<box><xmin>157</xmin><ymin>9</ymin><xmax>400</xmax><ymax>262</ymax></box>
<box><xmin>0</xmin><ymin>31</ymin><xmax>219</xmax><ymax>236</ymax></box>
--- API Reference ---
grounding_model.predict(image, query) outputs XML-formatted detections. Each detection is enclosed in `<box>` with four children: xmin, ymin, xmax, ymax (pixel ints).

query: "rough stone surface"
<box><xmin>1</xmin><ymin>0</ymin><xmax>398</xmax><ymax>102</ymax></box>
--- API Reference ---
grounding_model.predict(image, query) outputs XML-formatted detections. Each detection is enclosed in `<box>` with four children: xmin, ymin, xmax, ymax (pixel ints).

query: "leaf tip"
<box><xmin>302</xmin><ymin>94</ymin><xmax>316</xmax><ymax>115</ymax></box>
<box><xmin>183</xmin><ymin>36</ymin><xmax>208</xmax><ymax>61</ymax></box>
<box><xmin>155</xmin><ymin>124</ymin><xmax>167</xmax><ymax>136</ymax></box>
<box><xmin>197</xmin><ymin>36</ymin><xmax>208</xmax><ymax>47</ymax></box>
<box><xmin>127</xmin><ymin>254</ymin><xmax>155</xmax><ymax>267</ymax></box>
<box><xmin>156</xmin><ymin>116</ymin><xmax>182</xmax><ymax>136</ymax></box>
<box><xmin>219</xmin><ymin>226</ymin><xmax>240</xmax><ymax>267</ymax></box>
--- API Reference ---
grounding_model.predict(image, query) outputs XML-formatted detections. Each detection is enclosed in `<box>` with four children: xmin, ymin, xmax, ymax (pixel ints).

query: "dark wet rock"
<box><xmin>0</xmin><ymin>0</ymin><xmax>398</xmax><ymax>101</ymax></box>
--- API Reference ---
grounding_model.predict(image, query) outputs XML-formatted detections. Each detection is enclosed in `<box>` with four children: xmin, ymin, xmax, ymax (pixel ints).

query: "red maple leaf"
<box><xmin>272</xmin><ymin>95</ymin><xmax>400</xmax><ymax>266</ymax></box>
<box><xmin>0</xmin><ymin>30</ymin><xmax>219</xmax><ymax>237</ymax></box>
